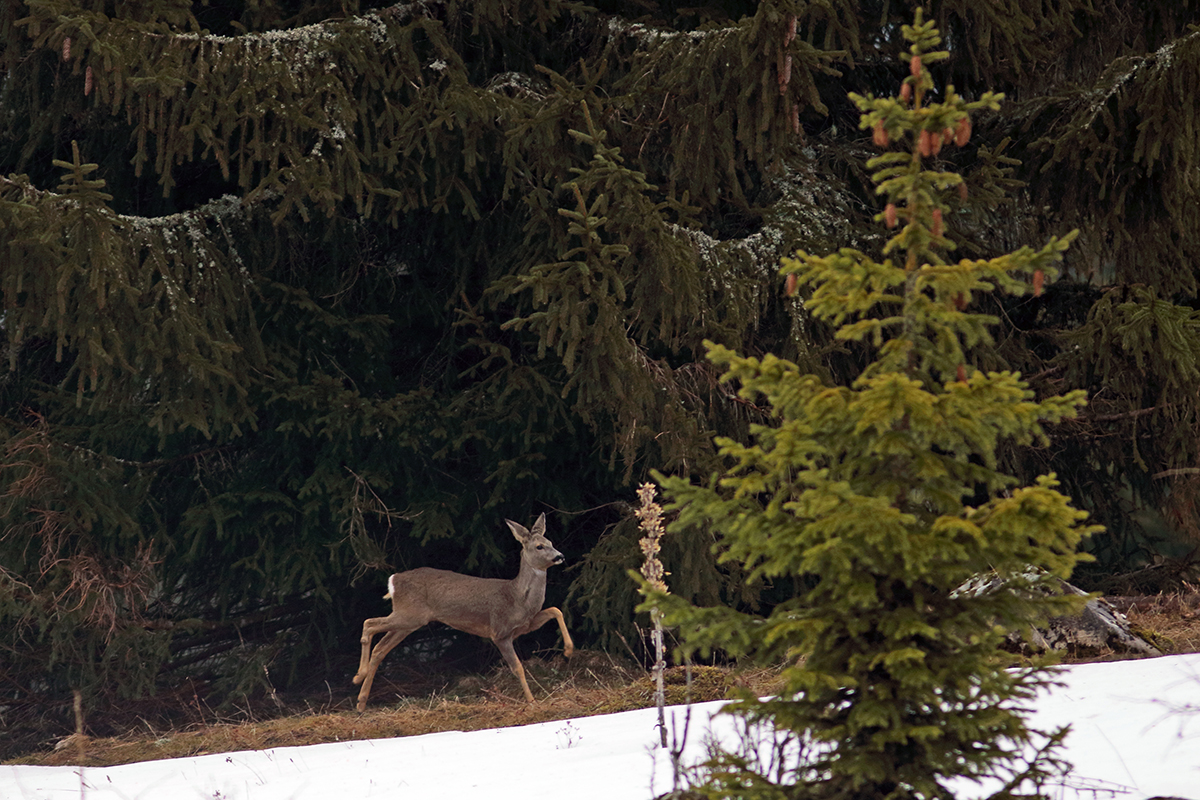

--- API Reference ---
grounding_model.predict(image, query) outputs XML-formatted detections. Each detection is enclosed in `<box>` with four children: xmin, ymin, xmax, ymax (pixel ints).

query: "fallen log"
<box><xmin>958</xmin><ymin>572</ymin><xmax>1162</xmax><ymax>657</ymax></box>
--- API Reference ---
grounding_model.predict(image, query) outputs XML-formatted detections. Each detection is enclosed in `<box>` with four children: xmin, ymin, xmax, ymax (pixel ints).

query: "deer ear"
<box><xmin>506</xmin><ymin>519</ymin><xmax>530</xmax><ymax>543</ymax></box>
<box><xmin>531</xmin><ymin>513</ymin><xmax>546</xmax><ymax>537</ymax></box>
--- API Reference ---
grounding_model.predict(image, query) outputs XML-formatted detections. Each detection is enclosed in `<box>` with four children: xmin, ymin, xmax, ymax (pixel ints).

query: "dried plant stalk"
<box><xmin>635</xmin><ymin>482</ymin><xmax>669</xmax><ymax>747</ymax></box>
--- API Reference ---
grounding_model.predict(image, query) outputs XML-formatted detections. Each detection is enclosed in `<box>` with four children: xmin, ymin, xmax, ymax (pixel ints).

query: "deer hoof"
<box><xmin>352</xmin><ymin>673</ymin><xmax>364</xmax><ymax>685</ymax></box>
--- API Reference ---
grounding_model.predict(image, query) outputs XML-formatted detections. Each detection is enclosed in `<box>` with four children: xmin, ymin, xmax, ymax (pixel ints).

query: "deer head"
<box><xmin>506</xmin><ymin>513</ymin><xmax>564</xmax><ymax>572</ymax></box>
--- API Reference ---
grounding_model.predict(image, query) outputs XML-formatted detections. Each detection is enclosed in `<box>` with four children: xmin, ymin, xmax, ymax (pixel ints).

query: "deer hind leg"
<box><xmin>519</xmin><ymin>607</ymin><xmax>575</xmax><ymax>658</ymax></box>
<box><xmin>354</xmin><ymin>624</ymin><xmax>418</xmax><ymax>712</ymax></box>
<box><xmin>354</xmin><ymin>616</ymin><xmax>393</xmax><ymax>686</ymax></box>
<box><xmin>494</xmin><ymin>637</ymin><xmax>535</xmax><ymax>703</ymax></box>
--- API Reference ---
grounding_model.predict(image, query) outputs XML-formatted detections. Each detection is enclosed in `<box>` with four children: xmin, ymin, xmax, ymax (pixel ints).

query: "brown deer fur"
<box><xmin>352</xmin><ymin>513</ymin><xmax>574</xmax><ymax>710</ymax></box>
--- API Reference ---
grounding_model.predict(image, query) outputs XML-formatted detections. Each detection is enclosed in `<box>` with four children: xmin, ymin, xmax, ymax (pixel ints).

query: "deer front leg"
<box><xmin>519</xmin><ymin>607</ymin><xmax>575</xmax><ymax>658</ymax></box>
<box><xmin>494</xmin><ymin>637</ymin><xmax>535</xmax><ymax>703</ymax></box>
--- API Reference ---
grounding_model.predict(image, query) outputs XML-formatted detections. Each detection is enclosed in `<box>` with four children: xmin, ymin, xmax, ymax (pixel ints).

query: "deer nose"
<box><xmin>551</xmin><ymin>552</ymin><xmax>564</xmax><ymax>565</ymax></box>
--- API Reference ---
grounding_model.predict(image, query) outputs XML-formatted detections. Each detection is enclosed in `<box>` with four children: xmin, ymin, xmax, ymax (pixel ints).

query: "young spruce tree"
<box><xmin>647</xmin><ymin>13</ymin><xmax>1101</xmax><ymax>800</ymax></box>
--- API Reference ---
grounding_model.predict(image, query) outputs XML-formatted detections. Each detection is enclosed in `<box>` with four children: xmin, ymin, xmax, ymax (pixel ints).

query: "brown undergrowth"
<box><xmin>5</xmin><ymin>650</ymin><xmax>784</xmax><ymax>768</ymax></box>
<box><xmin>7</xmin><ymin>590</ymin><xmax>1200</xmax><ymax>770</ymax></box>
<box><xmin>1111</xmin><ymin>587</ymin><xmax>1200</xmax><ymax>656</ymax></box>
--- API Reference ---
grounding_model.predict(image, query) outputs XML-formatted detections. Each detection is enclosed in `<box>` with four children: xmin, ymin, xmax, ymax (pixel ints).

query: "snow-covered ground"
<box><xmin>4</xmin><ymin>654</ymin><xmax>1199</xmax><ymax>800</ymax></box>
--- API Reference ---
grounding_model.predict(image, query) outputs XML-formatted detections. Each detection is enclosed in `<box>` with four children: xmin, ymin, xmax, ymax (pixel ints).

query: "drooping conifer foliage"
<box><xmin>0</xmin><ymin>0</ymin><xmax>1198</xmax><ymax>749</ymax></box>
<box><xmin>645</xmin><ymin>14</ymin><xmax>1100</xmax><ymax>799</ymax></box>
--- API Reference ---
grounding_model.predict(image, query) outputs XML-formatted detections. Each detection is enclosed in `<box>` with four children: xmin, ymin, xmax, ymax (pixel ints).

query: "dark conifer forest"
<box><xmin>1</xmin><ymin>0</ymin><xmax>1199</xmax><ymax>737</ymax></box>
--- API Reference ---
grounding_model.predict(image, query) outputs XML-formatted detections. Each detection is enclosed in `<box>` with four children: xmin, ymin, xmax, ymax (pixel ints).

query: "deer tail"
<box><xmin>383</xmin><ymin>574</ymin><xmax>396</xmax><ymax>600</ymax></box>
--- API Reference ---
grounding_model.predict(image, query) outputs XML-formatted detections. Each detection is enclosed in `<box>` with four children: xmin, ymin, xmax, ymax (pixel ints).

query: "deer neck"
<box><xmin>513</xmin><ymin>555</ymin><xmax>548</xmax><ymax>608</ymax></box>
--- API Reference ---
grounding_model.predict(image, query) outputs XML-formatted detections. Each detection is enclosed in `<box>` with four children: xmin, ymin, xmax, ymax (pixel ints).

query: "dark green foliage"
<box><xmin>1</xmin><ymin>154</ymin><xmax>263</xmax><ymax>434</ymax></box>
<box><xmin>1024</xmin><ymin>26</ymin><xmax>1200</xmax><ymax>296</ymax></box>
<box><xmin>0</xmin><ymin>0</ymin><xmax>1198</xmax><ymax>748</ymax></box>
<box><xmin>644</xmin><ymin>15</ymin><xmax>1098</xmax><ymax>799</ymax></box>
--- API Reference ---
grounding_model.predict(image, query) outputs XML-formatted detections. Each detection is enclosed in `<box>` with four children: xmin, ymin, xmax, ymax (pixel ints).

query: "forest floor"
<box><xmin>7</xmin><ymin>589</ymin><xmax>1200</xmax><ymax>769</ymax></box>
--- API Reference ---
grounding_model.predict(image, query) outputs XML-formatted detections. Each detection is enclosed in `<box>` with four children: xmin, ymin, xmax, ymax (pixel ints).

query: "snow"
<box><xmin>4</xmin><ymin>654</ymin><xmax>1199</xmax><ymax>800</ymax></box>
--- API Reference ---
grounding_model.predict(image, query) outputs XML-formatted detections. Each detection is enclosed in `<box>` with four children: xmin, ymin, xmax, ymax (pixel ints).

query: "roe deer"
<box><xmin>352</xmin><ymin>513</ymin><xmax>574</xmax><ymax>710</ymax></box>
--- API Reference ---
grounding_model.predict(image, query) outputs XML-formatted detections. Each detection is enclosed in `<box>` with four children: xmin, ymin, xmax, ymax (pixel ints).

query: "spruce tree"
<box><xmin>0</xmin><ymin>0</ymin><xmax>1198</xmax><ymax>752</ymax></box>
<box><xmin>647</xmin><ymin>13</ymin><xmax>1100</xmax><ymax>799</ymax></box>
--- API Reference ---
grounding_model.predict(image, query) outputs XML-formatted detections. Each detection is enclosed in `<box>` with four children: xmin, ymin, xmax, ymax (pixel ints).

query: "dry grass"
<box><xmin>7</xmin><ymin>591</ymin><xmax>1200</xmax><ymax>770</ymax></box>
<box><xmin>6</xmin><ymin>651</ymin><xmax>783</xmax><ymax>769</ymax></box>
<box><xmin>1115</xmin><ymin>587</ymin><xmax>1200</xmax><ymax>655</ymax></box>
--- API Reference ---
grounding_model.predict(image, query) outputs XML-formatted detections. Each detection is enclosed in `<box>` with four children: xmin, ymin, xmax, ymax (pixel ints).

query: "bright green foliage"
<box><xmin>1</xmin><ymin>0</ymin><xmax>1199</xmax><ymax>754</ymax></box>
<box><xmin>647</xmin><ymin>15</ymin><xmax>1100</xmax><ymax>800</ymax></box>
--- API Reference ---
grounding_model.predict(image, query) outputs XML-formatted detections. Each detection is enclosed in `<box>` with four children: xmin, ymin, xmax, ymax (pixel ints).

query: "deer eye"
<box><xmin>536</xmin><ymin>545</ymin><xmax>544</xmax><ymax>550</ymax></box>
